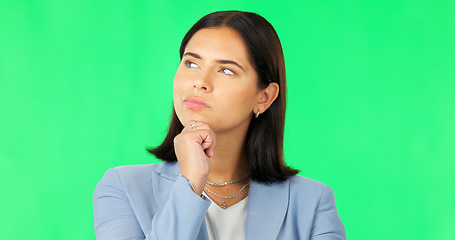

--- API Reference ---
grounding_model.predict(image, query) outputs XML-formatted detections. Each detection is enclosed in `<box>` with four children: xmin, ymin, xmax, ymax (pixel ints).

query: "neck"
<box><xmin>208</xmin><ymin>123</ymin><xmax>250</xmax><ymax>182</ymax></box>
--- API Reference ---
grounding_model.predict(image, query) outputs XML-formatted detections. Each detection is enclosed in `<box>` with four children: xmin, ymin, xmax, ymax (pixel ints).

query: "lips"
<box><xmin>184</xmin><ymin>96</ymin><xmax>209</xmax><ymax>110</ymax></box>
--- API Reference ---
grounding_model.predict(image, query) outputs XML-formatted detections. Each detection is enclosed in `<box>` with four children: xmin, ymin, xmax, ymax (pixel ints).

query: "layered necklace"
<box><xmin>204</xmin><ymin>175</ymin><xmax>250</xmax><ymax>209</ymax></box>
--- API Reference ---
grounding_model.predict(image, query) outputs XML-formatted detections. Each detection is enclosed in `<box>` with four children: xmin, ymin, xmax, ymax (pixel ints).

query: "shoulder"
<box><xmin>287</xmin><ymin>175</ymin><xmax>335</xmax><ymax>206</ymax></box>
<box><xmin>98</xmin><ymin>161</ymin><xmax>180</xmax><ymax>188</ymax></box>
<box><xmin>285</xmin><ymin>176</ymin><xmax>346</xmax><ymax>239</ymax></box>
<box><xmin>288</xmin><ymin>175</ymin><xmax>328</xmax><ymax>193</ymax></box>
<box><xmin>113</xmin><ymin>161</ymin><xmax>178</xmax><ymax>177</ymax></box>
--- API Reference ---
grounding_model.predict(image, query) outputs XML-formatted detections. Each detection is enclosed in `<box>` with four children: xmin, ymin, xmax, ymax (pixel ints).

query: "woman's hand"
<box><xmin>174</xmin><ymin>121</ymin><xmax>216</xmax><ymax>196</ymax></box>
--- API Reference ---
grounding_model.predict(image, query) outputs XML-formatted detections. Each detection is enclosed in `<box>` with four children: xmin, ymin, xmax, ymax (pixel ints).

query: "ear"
<box><xmin>255</xmin><ymin>82</ymin><xmax>279</xmax><ymax>114</ymax></box>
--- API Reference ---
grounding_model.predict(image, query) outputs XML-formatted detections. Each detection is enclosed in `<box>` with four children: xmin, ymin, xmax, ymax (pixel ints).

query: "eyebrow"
<box><xmin>183</xmin><ymin>52</ymin><xmax>246</xmax><ymax>72</ymax></box>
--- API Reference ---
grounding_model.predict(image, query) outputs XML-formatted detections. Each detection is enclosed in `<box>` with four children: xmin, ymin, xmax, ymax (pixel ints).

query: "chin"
<box><xmin>176</xmin><ymin>112</ymin><xmax>208</xmax><ymax>127</ymax></box>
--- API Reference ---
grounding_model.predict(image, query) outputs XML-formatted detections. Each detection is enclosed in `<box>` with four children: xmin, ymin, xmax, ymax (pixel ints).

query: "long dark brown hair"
<box><xmin>147</xmin><ymin>11</ymin><xmax>298</xmax><ymax>183</ymax></box>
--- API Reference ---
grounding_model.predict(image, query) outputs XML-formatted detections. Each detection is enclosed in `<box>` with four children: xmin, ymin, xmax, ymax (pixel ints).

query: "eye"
<box><xmin>221</xmin><ymin>68</ymin><xmax>235</xmax><ymax>75</ymax></box>
<box><xmin>185</xmin><ymin>61</ymin><xmax>199</xmax><ymax>68</ymax></box>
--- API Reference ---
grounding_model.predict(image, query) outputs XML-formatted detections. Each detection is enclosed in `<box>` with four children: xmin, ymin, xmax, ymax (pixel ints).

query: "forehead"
<box><xmin>184</xmin><ymin>27</ymin><xmax>252</xmax><ymax>67</ymax></box>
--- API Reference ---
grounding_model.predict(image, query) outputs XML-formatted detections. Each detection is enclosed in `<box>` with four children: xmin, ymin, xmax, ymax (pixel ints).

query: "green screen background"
<box><xmin>1</xmin><ymin>0</ymin><xmax>454</xmax><ymax>239</ymax></box>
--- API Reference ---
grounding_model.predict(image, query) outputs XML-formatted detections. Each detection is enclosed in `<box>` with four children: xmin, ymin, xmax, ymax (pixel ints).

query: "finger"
<box><xmin>182</xmin><ymin>121</ymin><xmax>209</xmax><ymax>133</ymax></box>
<box><xmin>181</xmin><ymin>120</ymin><xmax>201</xmax><ymax>132</ymax></box>
<box><xmin>190</xmin><ymin>121</ymin><xmax>210</xmax><ymax>130</ymax></box>
<box><xmin>184</xmin><ymin>121</ymin><xmax>197</xmax><ymax>131</ymax></box>
<box><xmin>180</xmin><ymin>123</ymin><xmax>216</xmax><ymax>158</ymax></box>
<box><xmin>201</xmin><ymin>130</ymin><xmax>216</xmax><ymax>157</ymax></box>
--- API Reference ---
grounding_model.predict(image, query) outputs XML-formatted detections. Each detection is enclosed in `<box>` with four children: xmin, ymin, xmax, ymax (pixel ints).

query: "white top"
<box><xmin>203</xmin><ymin>192</ymin><xmax>248</xmax><ymax>240</ymax></box>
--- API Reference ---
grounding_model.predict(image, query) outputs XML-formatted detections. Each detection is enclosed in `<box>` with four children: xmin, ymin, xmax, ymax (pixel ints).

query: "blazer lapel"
<box><xmin>151</xmin><ymin>161</ymin><xmax>180</xmax><ymax>209</ymax></box>
<box><xmin>246</xmin><ymin>179</ymin><xmax>290</xmax><ymax>240</ymax></box>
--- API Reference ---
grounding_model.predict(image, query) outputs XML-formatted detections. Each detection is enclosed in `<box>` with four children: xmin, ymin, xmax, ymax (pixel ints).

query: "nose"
<box><xmin>193</xmin><ymin>69</ymin><xmax>212</xmax><ymax>92</ymax></box>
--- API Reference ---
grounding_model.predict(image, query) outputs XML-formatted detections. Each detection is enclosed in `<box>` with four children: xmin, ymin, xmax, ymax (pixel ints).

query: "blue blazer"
<box><xmin>93</xmin><ymin>161</ymin><xmax>346</xmax><ymax>240</ymax></box>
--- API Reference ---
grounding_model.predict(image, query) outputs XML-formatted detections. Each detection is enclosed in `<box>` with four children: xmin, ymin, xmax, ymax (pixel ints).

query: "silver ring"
<box><xmin>188</xmin><ymin>123</ymin><xmax>197</xmax><ymax>130</ymax></box>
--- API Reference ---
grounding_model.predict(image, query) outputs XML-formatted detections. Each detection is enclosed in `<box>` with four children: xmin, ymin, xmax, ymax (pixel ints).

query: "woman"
<box><xmin>93</xmin><ymin>11</ymin><xmax>346</xmax><ymax>240</ymax></box>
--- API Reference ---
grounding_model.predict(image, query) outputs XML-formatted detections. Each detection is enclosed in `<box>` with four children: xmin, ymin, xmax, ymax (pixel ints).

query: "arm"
<box><xmin>310</xmin><ymin>186</ymin><xmax>346</xmax><ymax>240</ymax></box>
<box><xmin>93</xmin><ymin>168</ymin><xmax>210</xmax><ymax>240</ymax></box>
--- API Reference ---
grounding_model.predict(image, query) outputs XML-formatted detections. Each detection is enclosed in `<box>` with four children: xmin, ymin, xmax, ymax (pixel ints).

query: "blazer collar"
<box><xmin>246</xmin><ymin>179</ymin><xmax>290</xmax><ymax>240</ymax></box>
<box><xmin>152</xmin><ymin>161</ymin><xmax>290</xmax><ymax>239</ymax></box>
<box><xmin>150</xmin><ymin>161</ymin><xmax>181</xmax><ymax>208</ymax></box>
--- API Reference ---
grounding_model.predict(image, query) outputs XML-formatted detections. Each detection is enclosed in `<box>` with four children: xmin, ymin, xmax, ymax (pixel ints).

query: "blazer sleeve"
<box><xmin>93</xmin><ymin>168</ymin><xmax>211</xmax><ymax>240</ymax></box>
<box><xmin>310</xmin><ymin>186</ymin><xmax>346</xmax><ymax>240</ymax></box>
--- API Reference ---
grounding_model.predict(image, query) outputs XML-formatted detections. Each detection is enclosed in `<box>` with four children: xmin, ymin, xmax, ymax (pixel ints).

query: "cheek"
<box><xmin>173</xmin><ymin>70</ymin><xmax>182</xmax><ymax>89</ymax></box>
<box><xmin>173</xmin><ymin>72</ymin><xmax>186</xmax><ymax>111</ymax></box>
<box><xmin>218</xmin><ymin>84</ymin><xmax>258</xmax><ymax>111</ymax></box>
<box><xmin>173</xmin><ymin>70</ymin><xmax>186</xmax><ymax>97</ymax></box>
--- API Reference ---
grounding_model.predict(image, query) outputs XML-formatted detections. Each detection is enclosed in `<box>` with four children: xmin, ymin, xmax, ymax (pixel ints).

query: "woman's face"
<box><xmin>173</xmin><ymin>27</ymin><xmax>263</xmax><ymax>134</ymax></box>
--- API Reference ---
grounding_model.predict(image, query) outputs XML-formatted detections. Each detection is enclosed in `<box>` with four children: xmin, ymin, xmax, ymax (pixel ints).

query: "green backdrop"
<box><xmin>1</xmin><ymin>0</ymin><xmax>454</xmax><ymax>239</ymax></box>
